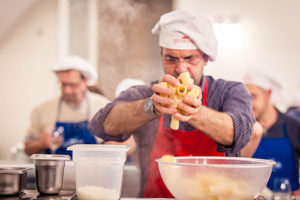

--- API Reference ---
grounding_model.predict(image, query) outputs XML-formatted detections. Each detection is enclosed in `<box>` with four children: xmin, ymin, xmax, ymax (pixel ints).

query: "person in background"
<box><xmin>242</xmin><ymin>70</ymin><xmax>300</xmax><ymax>195</ymax></box>
<box><xmin>24</xmin><ymin>55</ymin><xmax>110</xmax><ymax>157</ymax></box>
<box><xmin>286</xmin><ymin>92</ymin><xmax>300</xmax><ymax>121</ymax></box>
<box><xmin>89</xmin><ymin>10</ymin><xmax>255</xmax><ymax>198</ymax></box>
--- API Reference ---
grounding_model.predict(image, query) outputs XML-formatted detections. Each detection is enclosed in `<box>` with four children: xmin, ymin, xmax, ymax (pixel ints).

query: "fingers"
<box><xmin>160</xmin><ymin>74</ymin><xmax>180</xmax><ymax>86</ymax></box>
<box><xmin>152</xmin><ymin>94</ymin><xmax>177</xmax><ymax>115</ymax></box>
<box><xmin>174</xmin><ymin>112</ymin><xmax>192</xmax><ymax>122</ymax></box>
<box><xmin>155</xmin><ymin>102</ymin><xmax>177</xmax><ymax>115</ymax></box>
<box><xmin>183</xmin><ymin>96</ymin><xmax>202</xmax><ymax>108</ymax></box>
<box><xmin>177</xmin><ymin>102</ymin><xmax>200</xmax><ymax>116</ymax></box>
<box><xmin>152</xmin><ymin>84</ymin><xmax>172</xmax><ymax>96</ymax></box>
<box><xmin>176</xmin><ymin>97</ymin><xmax>202</xmax><ymax>121</ymax></box>
<box><xmin>152</xmin><ymin>74</ymin><xmax>202</xmax><ymax>118</ymax></box>
<box><xmin>40</xmin><ymin>132</ymin><xmax>52</xmax><ymax>148</ymax></box>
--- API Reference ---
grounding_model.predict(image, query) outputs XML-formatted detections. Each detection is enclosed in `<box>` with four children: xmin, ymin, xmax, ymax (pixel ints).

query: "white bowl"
<box><xmin>156</xmin><ymin>156</ymin><xmax>275</xmax><ymax>200</ymax></box>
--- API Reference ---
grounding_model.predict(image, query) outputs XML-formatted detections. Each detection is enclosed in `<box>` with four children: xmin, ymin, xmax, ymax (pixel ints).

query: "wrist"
<box><xmin>144</xmin><ymin>96</ymin><xmax>160</xmax><ymax>119</ymax></box>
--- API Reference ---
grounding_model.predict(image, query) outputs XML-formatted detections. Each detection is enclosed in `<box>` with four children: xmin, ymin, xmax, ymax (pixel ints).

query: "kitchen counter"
<box><xmin>0</xmin><ymin>190</ymin><xmax>76</xmax><ymax>200</ymax></box>
<box><xmin>0</xmin><ymin>191</ymin><xmax>175</xmax><ymax>200</ymax></box>
<box><xmin>0</xmin><ymin>160</ymin><xmax>141</xmax><ymax>198</ymax></box>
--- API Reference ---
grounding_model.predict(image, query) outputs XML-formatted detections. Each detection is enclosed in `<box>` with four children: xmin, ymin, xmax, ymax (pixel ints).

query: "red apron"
<box><xmin>143</xmin><ymin>79</ymin><xmax>225</xmax><ymax>197</ymax></box>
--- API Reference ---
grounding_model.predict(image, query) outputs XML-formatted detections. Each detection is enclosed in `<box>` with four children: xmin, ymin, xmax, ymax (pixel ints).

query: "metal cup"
<box><xmin>31</xmin><ymin>154</ymin><xmax>70</xmax><ymax>195</ymax></box>
<box><xmin>0</xmin><ymin>167</ymin><xmax>31</xmax><ymax>196</ymax></box>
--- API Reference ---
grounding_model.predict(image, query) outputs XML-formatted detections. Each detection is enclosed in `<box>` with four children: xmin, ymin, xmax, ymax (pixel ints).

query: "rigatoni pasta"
<box><xmin>159</xmin><ymin>72</ymin><xmax>200</xmax><ymax>130</ymax></box>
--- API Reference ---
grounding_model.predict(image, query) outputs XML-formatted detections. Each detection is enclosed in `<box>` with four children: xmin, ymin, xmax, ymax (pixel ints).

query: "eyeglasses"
<box><xmin>163</xmin><ymin>55</ymin><xmax>204</xmax><ymax>66</ymax></box>
<box><xmin>60</xmin><ymin>81</ymin><xmax>82</xmax><ymax>89</ymax></box>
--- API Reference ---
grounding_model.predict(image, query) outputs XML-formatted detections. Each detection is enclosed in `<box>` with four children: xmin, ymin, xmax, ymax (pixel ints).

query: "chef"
<box><xmin>24</xmin><ymin>55</ymin><xmax>110</xmax><ymax>157</ymax></box>
<box><xmin>89</xmin><ymin>10</ymin><xmax>255</xmax><ymax>197</ymax></box>
<box><xmin>243</xmin><ymin>70</ymin><xmax>300</xmax><ymax>194</ymax></box>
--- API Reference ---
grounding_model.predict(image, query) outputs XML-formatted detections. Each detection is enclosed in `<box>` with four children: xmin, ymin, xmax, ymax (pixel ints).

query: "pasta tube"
<box><xmin>170</xmin><ymin>72</ymin><xmax>197</xmax><ymax>130</ymax></box>
<box><xmin>170</xmin><ymin>114</ymin><xmax>180</xmax><ymax>130</ymax></box>
<box><xmin>187</xmin><ymin>87</ymin><xmax>200</xmax><ymax>98</ymax></box>
<box><xmin>176</xmin><ymin>84</ymin><xmax>187</xmax><ymax>96</ymax></box>
<box><xmin>161</xmin><ymin>154</ymin><xmax>175</xmax><ymax>162</ymax></box>
<box><xmin>179</xmin><ymin>72</ymin><xmax>194</xmax><ymax>85</ymax></box>
<box><xmin>169</xmin><ymin>95</ymin><xmax>183</xmax><ymax>109</ymax></box>
<box><xmin>158</xmin><ymin>72</ymin><xmax>199</xmax><ymax>130</ymax></box>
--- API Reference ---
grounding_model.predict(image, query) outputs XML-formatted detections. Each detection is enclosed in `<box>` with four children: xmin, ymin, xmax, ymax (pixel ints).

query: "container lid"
<box><xmin>30</xmin><ymin>154</ymin><xmax>70</xmax><ymax>161</ymax></box>
<box><xmin>67</xmin><ymin>144</ymin><xmax>130</xmax><ymax>152</ymax></box>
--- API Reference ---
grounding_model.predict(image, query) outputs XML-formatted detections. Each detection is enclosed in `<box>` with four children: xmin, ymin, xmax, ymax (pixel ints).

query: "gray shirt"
<box><xmin>89</xmin><ymin>75</ymin><xmax>255</xmax><ymax>195</ymax></box>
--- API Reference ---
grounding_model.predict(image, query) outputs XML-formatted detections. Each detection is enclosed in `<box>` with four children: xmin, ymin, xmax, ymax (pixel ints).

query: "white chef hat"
<box><xmin>115</xmin><ymin>78</ymin><xmax>145</xmax><ymax>97</ymax></box>
<box><xmin>51</xmin><ymin>55</ymin><xmax>98</xmax><ymax>85</ymax></box>
<box><xmin>152</xmin><ymin>9</ymin><xmax>218</xmax><ymax>61</ymax></box>
<box><xmin>243</xmin><ymin>69</ymin><xmax>282</xmax><ymax>104</ymax></box>
<box><xmin>283</xmin><ymin>89</ymin><xmax>300</xmax><ymax>108</ymax></box>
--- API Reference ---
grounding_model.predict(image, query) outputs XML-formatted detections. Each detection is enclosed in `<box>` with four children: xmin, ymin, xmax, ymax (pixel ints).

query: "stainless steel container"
<box><xmin>31</xmin><ymin>154</ymin><xmax>70</xmax><ymax>195</ymax></box>
<box><xmin>0</xmin><ymin>167</ymin><xmax>31</xmax><ymax>196</ymax></box>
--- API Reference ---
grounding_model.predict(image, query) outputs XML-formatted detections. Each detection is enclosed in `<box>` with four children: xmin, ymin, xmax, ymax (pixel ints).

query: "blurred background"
<box><xmin>0</xmin><ymin>0</ymin><xmax>299</xmax><ymax>160</ymax></box>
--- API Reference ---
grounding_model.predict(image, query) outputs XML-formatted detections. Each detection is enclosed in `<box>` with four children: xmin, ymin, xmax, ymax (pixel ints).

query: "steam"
<box><xmin>97</xmin><ymin>0</ymin><xmax>150</xmax><ymax>100</ymax></box>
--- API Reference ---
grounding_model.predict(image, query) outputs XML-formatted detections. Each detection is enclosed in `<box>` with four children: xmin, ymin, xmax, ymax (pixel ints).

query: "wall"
<box><xmin>0</xmin><ymin>0</ymin><xmax>59</xmax><ymax>159</ymax></box>
<box><xmin>174</xmin><ymin>0</ymin><xmax>300</xmax><ymax>110</ymax></box>
<box><xmin>1</xmin><ymin>0</ymin><xmax>299</xmax><ymax>159</ymax></box>
<box><xmin>96</xmin><ymin>0</ymin><xmax>172</xmax><ymax>100</ymax></box>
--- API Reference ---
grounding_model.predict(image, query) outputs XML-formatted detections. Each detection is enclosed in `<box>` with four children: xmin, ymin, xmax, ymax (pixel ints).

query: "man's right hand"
<box><xmin>24</xmin><ymin>132</ymin><xmax>52</xmax><ymax>156</ymax></box>
<box><xmin>39</xmin><ymin>132</ymin><xmax>52</xmax><ymax>149</ymax></box>
<box><xmin>152</xmin><ymin>74</ymin><xmax>180</xmax><ymax>116</ymax></box>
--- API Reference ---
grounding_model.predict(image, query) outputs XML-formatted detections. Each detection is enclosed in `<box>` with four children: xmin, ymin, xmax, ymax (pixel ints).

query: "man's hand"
<box><xmin>39</xmin><ymin>132</ymin><xmax>52</xmax><ymax>149</ymax></box>
<box><xmin>152</xmin><ymin>74</ymin><xmax>202</xmax><ymax>121</ymax></box>
<box><xmin>175</xmin><ymin>92</ymin><xmax>202</xmax><ymax>122</ymax></box>
<box><xmin>24</xmin><ymin>132</ymin><xmax>53</xmax><ymax>156</ymax></box>
<box><xmin>151</xmin><ymin>74</ymin><xmax>180</xmax><ymax>116</ymax></box>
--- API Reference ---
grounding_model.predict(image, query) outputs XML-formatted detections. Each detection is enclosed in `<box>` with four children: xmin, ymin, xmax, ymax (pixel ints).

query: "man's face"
<box><xmin>161</xmin><ymin>48</ymin><xmax>208</xmax><ymax>85</ymax></box>
<box><xmin>57</xmin><ymin>70</ymin><xmax>88</xmax><ymax>105</ymax></box>
<box><xmin>246</xmin><ymin>84</ymin><xmax>270</xmax><ymax>120</ymax></box>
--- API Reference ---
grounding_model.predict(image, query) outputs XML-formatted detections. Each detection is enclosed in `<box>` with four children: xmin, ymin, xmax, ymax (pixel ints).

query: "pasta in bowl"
<box><xmin>156</xmin><ymin>156</ymin><xmax>275</xmax><ymax>200</ymax></box>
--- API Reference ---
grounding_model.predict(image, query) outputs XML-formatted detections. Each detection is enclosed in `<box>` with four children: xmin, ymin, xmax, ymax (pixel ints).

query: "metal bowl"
<box><xmin>0</xmin><ymin>167</ymin><xmax>31</xmax><ymax>196</ymax></box>
<box><xmin>31</xmin><ymin>154</ymin><xmax>70</xmax><ymax>195</ymax></box>
<box><xmin>156</xmin><ymin>156</ymin><xmax>275</xmax><ymax>200</ymax></box>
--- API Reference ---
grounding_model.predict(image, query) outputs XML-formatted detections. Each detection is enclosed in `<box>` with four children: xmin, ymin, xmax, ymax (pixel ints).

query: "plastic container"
<box><xmin>156</xmin><ymin>156</ymin><xmax>275</xmax><ymax>200</ymax></box>
<box><xmin>67</xmin><ymin>144</ymin><xmax>129</xmax><ymax>200</ymax></box>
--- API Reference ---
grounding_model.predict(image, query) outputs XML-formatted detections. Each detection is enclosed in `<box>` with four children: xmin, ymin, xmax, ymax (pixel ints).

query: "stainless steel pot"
<box><xmin>31</xmin><ymin>154</ymin><xmax>70</xmax><ymax>195</ymax></box>
<box><xmin>0</xmin><ymin>167</ymin><xmax>31</xmax><ymax>196</ymax></box>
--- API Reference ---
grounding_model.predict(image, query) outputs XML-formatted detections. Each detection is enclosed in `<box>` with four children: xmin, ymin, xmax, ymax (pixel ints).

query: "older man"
<box><xmin>24</xmin><ymin>55</ymin><xmax>109</xmax><ymax>156</ymax></box>
<box><xmin>89</xmin><ymin>10</ymin><xmax>255</xmax><ymax>197</ymax></box>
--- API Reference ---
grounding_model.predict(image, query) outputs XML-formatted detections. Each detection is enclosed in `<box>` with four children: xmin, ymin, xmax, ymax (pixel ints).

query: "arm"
<box><xmin>24</xmin><ymin>132</ymin><xmax>52</xmax><ymax>155</ymax></box>
<box><xmin>186</xmin><ymin>106</ymin><xmax>234</xmax><ymax>146</ymax></box>
<box><xmin>104</xmin><ymin>99</ymin><xmax>153</xmax><ymax>136</ymax></box>
<box><xmin>89</xmin><ymin>84</ymin><xmax>155</xmax><ymax>139</ymax></box>
<box><xmin>24</xmin><ymin>102</ymin><xmax>57</xmax><ymax>156</ymax></box>
<box><xmin>241</xmin><ymin>122</ymin><xmax>264</xmax><ymax>157</ymax></box>
<box><xmin>103</xmin><ymin>76</ymin><xmax>179</xmax><ymax>136</ymax></box>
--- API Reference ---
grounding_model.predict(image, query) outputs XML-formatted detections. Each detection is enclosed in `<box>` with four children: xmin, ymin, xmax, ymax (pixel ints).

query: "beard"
<box><xmin>63</xmin><ymin>92</ymin><xmax>85</xmax><ymax>106</ymax></box>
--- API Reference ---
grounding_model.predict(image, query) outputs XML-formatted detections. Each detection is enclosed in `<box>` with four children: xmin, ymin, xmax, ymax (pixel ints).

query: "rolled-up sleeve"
<box><xmin>89</xmin><ymin>84</ymin><xmax>153</xmax><ymax>142</ymax></box>
<box><xmin>210</xmin><ymin>80</ymin><xmax>255</xmax><ymax>155</ymax></box>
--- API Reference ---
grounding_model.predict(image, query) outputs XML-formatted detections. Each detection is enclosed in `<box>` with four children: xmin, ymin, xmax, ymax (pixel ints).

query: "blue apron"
<box><xmin>253</xmin><ymin>124</ymin><xmax>299</xmax><ymax>191</ymax></box>
<box><xmin>45</xmin><ymin>97</ymin><xmax>96</xmax><ymax>157</ymax></box>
